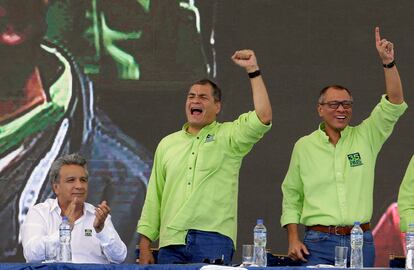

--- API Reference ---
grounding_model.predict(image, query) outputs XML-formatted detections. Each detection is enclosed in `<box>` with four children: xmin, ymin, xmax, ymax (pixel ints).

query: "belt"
<box><xmin>306</xmin><ymin>223</ymin><xmax>371</xmax><ymax>235</ymax></box>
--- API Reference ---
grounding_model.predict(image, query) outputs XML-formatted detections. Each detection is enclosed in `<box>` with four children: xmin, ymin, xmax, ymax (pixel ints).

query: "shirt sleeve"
<box><xmin>228</xmin><ymin>111</ymin><xmax>272</xmax><ymax>156</ymax></box>
<box><xmin>398</xmin><ymin>155</ymin><xmax>414</xmax><ymax>232</ymax></box>
<box><xmin>136</xmin><ymin>142</ymin><xmax>166</xmax><ymax>241</ymax></box>
<box><xmin>359</xmin><ymin>95</ymin><xmax>407</xmax><ymax>154</ymax></box>
<box><xmin>280</xmin><ymin>142</ymin><xmax>304</xmax><ymax>227</ymax></box>
<box><xmin>21</xmin><ymin>207</ymin><xmax>59</xmax><ymax>262</ymax></box>
<box><xmin>94</xmin><ymin>215</ymin><xmax>127</xmax><ymax>263</ymax></box>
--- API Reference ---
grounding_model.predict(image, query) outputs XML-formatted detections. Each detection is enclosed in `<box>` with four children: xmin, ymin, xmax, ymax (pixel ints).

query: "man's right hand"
<box><xmin>288</xmin><ymin>238</ymin><xmax>309</xmax><ymax>262</ymax></box>
<box><xmin>64</xmin><ymin>197</ymin><xmax>81</xmax><ymax>227</ymax></box>
<box><xmin>285</xmin><ymin>223</ymin><xmax>309</xmax><ymax>262</ymax></box>
<box><xmin>138</xmin><ymin>247</ymin><xmax>155</xmax><ymax>264</ymax></box>
<box><xmin>138</xmin><ymin>235</ymin><xmax>155</xmax><ymax>264</ymax></box>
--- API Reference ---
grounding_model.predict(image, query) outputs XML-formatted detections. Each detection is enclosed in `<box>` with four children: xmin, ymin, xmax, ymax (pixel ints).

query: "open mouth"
<box><xmin>190</xmin><ymin>107</ymin><xmax>203</xmax><ymax>115</ymax></box>
<box><xmin>336</xmin><ymin>115</ymin><xmax>346</xmax><ymax>120</ymax></box>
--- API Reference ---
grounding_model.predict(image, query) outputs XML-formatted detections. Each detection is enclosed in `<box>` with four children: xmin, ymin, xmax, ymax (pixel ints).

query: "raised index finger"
<box><xmin>375</xmin><ymin>26</ymin><xmax>381</xmax><ymax>43</ymax></box>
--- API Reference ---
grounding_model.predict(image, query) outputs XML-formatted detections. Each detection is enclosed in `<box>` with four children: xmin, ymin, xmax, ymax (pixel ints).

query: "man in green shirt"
<box><xmin>281</xmin><ymin>27</ymin><xmax>407</xmax><ymax>266</ymax></box>
<box><xmin>398</xmin><ymin>157</ymin><xmax>414</xmax><ymax>233</ymax></box>
<box><xmin>137</xmin><ymin>49</ymin><xmax>272</xmax><ymax>264</ymax></box>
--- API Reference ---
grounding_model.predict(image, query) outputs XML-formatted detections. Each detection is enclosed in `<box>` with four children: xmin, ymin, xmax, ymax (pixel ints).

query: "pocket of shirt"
<box><xmin>196</xmin><ymin>142</ymin><xmax>224</xmax><ymax>172</ymax></box>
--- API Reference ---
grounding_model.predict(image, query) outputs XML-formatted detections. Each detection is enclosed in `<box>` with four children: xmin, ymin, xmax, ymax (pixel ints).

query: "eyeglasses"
<box><xmin>319</xmin><ymin>100</ymin><xmax>353</xmax><ymax>109</ymax></box>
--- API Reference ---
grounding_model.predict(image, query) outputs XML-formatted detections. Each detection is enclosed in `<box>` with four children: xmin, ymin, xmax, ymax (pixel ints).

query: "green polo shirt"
<box><xmin>138</xmin><ymin>111</ymin><xmax>271</xmax><ymax>248</ymax></box>
<box><xmin>398</xmin><ymin>155</ymin><xmax>414</xmax><ymax>232</ymax></box>
<box><xmin>281</xmin><ymin>95</ymin><xmax>407</xmax><ymax>227</ymax></box>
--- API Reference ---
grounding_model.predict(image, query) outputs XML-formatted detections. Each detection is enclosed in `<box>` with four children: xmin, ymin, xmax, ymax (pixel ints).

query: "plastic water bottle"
<box><xmin>406</xmin><ymin>223</ymin><xmax>414</xmax><ymax>269</ymax></box>
<box><xmin>350</xmin><ymin>221</ymin><xmax>363</xmax><ymax>268</ymax></box>
<box><xmin>253</xmin><ymin>218</ymin><xmax>267</xmax><ymax>267</ymax></box>
<box><xmin>58</xmin><ymin>216</ymin><xmax>72</xmax><ymax>262</ymax></box>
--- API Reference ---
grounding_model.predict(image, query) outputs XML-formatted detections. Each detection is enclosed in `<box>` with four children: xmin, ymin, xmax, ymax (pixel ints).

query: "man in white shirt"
<box><xmin>21</xmin><ymin>153</ymin><xmax>127</xmax><ymax>263</ymax></box>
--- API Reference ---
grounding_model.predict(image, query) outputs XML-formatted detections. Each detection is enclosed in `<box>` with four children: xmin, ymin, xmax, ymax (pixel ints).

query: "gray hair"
<box><xmin>49</xmin><ymin>153</ymin><xmax>88</xmax><ymax>184</ymax></box>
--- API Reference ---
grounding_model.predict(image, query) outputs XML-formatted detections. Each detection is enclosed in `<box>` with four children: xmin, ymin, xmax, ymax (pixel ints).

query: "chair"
<box><xmin>267</xmin><ymin>253</ymin><xmax>301</xmax><ymax>266</ymax></box>
<box><xmin>389</xmin><ymin>254</ymin><xmax>405</xmax><ymax>268</ymax></box>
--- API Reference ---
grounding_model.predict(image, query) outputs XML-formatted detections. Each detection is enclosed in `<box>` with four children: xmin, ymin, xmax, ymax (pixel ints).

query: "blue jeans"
<box><xmin>302</xmin><ymin>230</ymin><xmax>375</xmax><ymax>267</ymax></box>
<box><xmin>157</xmin><ymin>230</ymin><xmax>234</xmax><ymax>264</ymax></box>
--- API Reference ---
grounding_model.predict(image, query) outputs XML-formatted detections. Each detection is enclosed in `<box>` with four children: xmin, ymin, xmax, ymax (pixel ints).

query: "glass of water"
<box><xmin>335</xmin><ymin>246</ymin><xmax>348</xmax><ymax>268</ymax></box>
<box><xmin>43</xmin><ymin>238</ymin><xmax>58</xmax><ymax>263</ymax></box>
<box><xmin>242</xmin><ymin>244</ymin><xmax>254</xmax><ymax>266</ymax></box>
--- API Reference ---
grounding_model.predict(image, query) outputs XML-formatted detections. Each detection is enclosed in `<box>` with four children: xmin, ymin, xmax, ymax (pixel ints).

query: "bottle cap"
<box><xmin>354</xmin><ymin>221</ymin><xmax>361</xmax><ymax>225</ymax></box>
<box><xmin>257</xmin><ymin>219</ymin><xmax>263</xmax><ymax>225</ymax></box>
<box><xmin>62</xmin><ymin>216</ymin><xmax>68</xmax><ymax>221</ymax></box>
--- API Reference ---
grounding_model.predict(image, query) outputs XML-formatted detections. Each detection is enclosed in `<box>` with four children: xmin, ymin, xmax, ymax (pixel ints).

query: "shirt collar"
<box><xmin>50</xmin><ymin>198</ymin><xmax>61</xmax><ymax>214</ymax></box>
<box><xmin>84</xmin><ymin>202</ymin><xmax>95</xmax><ymax>214</ymax></box>
<box><xmin>317</xmin><ymin>122</ymin><xmax>350</xmax><ymax>143</ymax></box>
<box><xmin>182</xmin><ymin>121</ymin><xmax>218</xmax><ymax>136</ymax></box>
<box><xmin>51</xmin><ymin>198</ymin><xmax>94</xmax><ymax>215</ymax></box>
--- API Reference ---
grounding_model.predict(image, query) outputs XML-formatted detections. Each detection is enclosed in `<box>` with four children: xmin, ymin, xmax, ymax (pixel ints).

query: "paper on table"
<box><xmin>201</xmin><ymin>265</ymin><xmax>248</xmax><ymax>270</ymax></box>
<box><xmin>306</xmin><ymin>264</ymin><xmax>335</xmax><ymax>268</ymax></box>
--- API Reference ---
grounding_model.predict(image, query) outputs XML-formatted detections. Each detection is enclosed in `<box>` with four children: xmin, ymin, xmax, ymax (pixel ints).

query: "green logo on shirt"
<box><xmin>85</xmin><ymin>229</ymin><xmax>92</xmax><ymax>236</ymax></box>
<box><xmin>347</xmin><ymin>152</ymin><xmax>363</xmax><ymax>167</ymax></box>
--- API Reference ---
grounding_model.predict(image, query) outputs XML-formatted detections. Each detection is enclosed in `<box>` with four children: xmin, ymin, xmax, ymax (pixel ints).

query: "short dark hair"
<box><xmin>49</xmin><ymin>153</ymin><xmax>88</xmax><ymax>185</ymax></box>
<box><xmin>191</xmin><ymin>79</ymin><xmax>222</xmax><ymax>102</ymax></box>
<box><xmin>318</xmin><ymin>84</ymin><xmax>353</xmax><ymax>103</ymax></box>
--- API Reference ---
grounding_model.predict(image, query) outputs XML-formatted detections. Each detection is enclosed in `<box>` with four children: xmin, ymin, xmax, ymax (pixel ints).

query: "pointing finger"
<box><xmin>375</xmin><ymin>26</ymin><xmax>381</xmax><ymax>43</ymax></box>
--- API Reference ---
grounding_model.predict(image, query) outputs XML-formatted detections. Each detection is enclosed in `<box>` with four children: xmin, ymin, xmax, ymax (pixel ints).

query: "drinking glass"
<box><xmin>242</xmin><ymin>244</ymin><xmax>254</xmax><ymax>266</ymax></box>
<box><xmin>43</xmin><ymin>238</ymin><xmax>58</xmax><ymax>263</ymax></box>
<box><xmin>335</xmin><ymin>246</ymin><xmax>348</xmax><ymax>268</ymax></box>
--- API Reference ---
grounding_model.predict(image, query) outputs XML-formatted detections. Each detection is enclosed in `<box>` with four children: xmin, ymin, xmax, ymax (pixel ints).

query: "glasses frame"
<box><xmin>319</xmin><ymin>100</ymin><xmax>353</xmax><ymax>109</ymax></box>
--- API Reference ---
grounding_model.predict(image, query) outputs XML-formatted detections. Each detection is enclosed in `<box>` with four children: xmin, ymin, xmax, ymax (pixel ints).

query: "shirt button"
<box><xmin>189</xmin><ymin>167</ymin><xmax>192</xmax><ymax>170</ymax></box>
<box><xmin>192</xmin><ymin>152</ymin><xmax>195</xmax><ymax>155</ymax></box>
<box><xmin>197</xmin><ymin>137</ymin><xmax>199</xmax><ymax>139</ymax></box>
<box><xmin>188</xmin><ymin>182</ymin><xmax>191</xmax><ymax>185</ymax></box>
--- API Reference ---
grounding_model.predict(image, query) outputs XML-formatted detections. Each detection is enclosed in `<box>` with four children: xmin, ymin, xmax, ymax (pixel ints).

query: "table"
<box><xmin>0</xmin><ymin>264</ymin><xmax>401</xmax><ymax>270</ymax></box>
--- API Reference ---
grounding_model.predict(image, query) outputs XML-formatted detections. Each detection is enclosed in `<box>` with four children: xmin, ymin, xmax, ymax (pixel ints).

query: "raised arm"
<box><xmin>231</xmin><ymin>49</ymin><xmax>272</xmax><ymax>124</ymax></box>
<box><xmin>375</xmin><ymin>27</ymin><xmax>404</xmax><ymax>104</ymax></box>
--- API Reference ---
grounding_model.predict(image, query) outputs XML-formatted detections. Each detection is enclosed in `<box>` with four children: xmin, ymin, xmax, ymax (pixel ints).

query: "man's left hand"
<box><xmin>93</xmin><ymin>200</ymin><xmax>110</xmax><ymax>233</ymax></box>
<box><xmin>231</xmin><ymin>49</ymin><xmax>259</xmax><ymax>73</ymax></box>
<box><xmin>375</xmin><ymin>26</ymin><xmax>395</xmax><ymax>65</ymax></box>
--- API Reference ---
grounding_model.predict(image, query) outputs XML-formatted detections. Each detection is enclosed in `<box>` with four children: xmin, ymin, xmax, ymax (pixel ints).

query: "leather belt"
<box><xmin>306</xmin><ymin>223</ymin><xmax>371</xmax><ymax>235</ymax></box>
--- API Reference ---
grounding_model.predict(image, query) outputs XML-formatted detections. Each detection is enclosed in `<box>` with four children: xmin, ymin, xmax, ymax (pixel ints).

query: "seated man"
<box><xmin>21</xmin><ymin>153</ymin><xmax>127</xmax><ymax>263</ymax></box>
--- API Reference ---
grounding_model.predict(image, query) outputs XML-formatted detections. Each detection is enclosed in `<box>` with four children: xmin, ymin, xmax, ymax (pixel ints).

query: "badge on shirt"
<box><xmin>347</xmin><ymin>152</ymin><xmax>363</xmax><ymax>167</ymax></box>
<box><xmin>205</xmin><ymin>134</ymin><xmax>215</xmax><ymax>143</ymax></box>
<box><xmin>85</xmin><ymin>229</ymin><xmax>92</xmax><ymax>236</ymax></box>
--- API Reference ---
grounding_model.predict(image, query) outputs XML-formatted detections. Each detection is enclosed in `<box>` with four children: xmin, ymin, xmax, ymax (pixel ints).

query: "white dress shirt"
<box><xmin>21</xmin><ymin>198</ymin><xmax>127</xmax><ymax>263</ymax></box>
